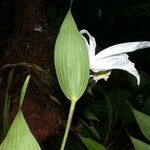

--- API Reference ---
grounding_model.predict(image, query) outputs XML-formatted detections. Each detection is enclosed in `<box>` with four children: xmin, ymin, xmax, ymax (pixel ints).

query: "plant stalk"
<box><xmin>60</xmin><ymin>100</ymin><xmax>76</xmax><ymax>150</ymax></box>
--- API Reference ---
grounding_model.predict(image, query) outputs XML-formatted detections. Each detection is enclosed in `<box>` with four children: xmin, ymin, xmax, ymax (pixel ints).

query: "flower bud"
<box><xmin>54</xmin><ymin>10</ymin><xmax>89</xmax><ymax>102</ymax></box>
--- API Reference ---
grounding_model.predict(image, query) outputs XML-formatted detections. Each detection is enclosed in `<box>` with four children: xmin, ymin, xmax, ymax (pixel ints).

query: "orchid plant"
<box><xmin>54</xmin><ymin>1</ymin><xmax>150</xmax><ymax>149</ymax></box>
<box><xmin>0</xmin><ymin>1</ymin><xmax>150</xmax><ymax>150</ymax></box>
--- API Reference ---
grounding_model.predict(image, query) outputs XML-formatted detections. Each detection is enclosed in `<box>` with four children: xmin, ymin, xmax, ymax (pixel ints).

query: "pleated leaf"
<box><xmin>54</xmin><ymin>10</ymin><xmax>89</xmax><ymax>102</ymax></box>
<box><xmin>80</xmin><ymin>136</ymin><xmax>106</xmax><ymax>150</ymax></box>
<box><xmin>133</xmin><ymin>108</ymin><xmax>150</xmax><ymax>141</ymax></box>
<box><xmin>0</xmin><ymin>75</ymin><xmax>41</xmax><ymax>150</ymax></box>
<box><xmin>131</xmin><ymin>136</ymin><xmax>150</xmax><ymax>150</ymax></box>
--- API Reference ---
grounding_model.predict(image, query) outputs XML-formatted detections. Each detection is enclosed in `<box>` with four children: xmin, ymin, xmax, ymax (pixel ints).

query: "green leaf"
<box><xmin>80</xmin><ymin>136</ymin><xmax>106</xmax><ymax>150</ymax></box>
<box><xmin>19</xmin><ymin>75</ymin><xmax>31</xmax><ymax>107</ymax></box>
<box><xmin>0</xmin><ymin>75</ymin><xmax>41</xmax><ymax>150</ymax></box>
<box><xmin>131</xmin><ymin>136</ymin><xmax>150</xmax><ymax>150</ymax></box>
<box><xmin>2</xmin><ymin>69</ymin><xmax>14</xmax><ymax>137</ymax></box>
<box><xmin>133</xmin><ymin>108</ymin><xmax>150</xmax><ymax>141</ymax></box>
<box><xmin>54</xmin><ymin>10</ymin><xmax>89</xmax><ymax>102</ymax></box>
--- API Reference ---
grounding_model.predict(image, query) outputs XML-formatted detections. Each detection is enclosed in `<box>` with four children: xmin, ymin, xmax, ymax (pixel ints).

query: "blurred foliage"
<box><xmin>131</xmin><ymin>108</ymin><xmax>150</xmax><ymax>150</ymax></box>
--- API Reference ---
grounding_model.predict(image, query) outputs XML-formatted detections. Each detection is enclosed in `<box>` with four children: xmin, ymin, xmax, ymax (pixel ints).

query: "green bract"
<box><xmin>54</xmin><ymin>10</ymin><xmax>89</xmax><ymax>102</ymax></box>
<box><xmin>0</xmin><ymin>75</ymin><xmax>41</xmax><ymax>150</ymax></box>
<box><xmin>0</xmin><ymin>111</ymin><xmax>41</xmax><ymax>150</ymax></box>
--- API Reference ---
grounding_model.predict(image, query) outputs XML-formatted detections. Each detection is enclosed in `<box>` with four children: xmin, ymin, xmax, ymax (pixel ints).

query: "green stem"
<box><xmin>60</xmin><ymin>100</ymin><xmax>76</xmax><ymax>150</ymax></box>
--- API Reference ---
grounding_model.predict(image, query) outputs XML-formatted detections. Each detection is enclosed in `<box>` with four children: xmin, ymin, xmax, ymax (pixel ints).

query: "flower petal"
<box><xmin>95</xmin><ymin>42</ymin><xmax>150</xmax><ymax>60</ymax></box>
<box><xmin>80</xmin><ymin>29</ymin><xmax>96</xmax><ymax>59</ymax></box>
<box><xmin>91</xmin><ymin>54</ymin><xmax>140</xmax><ymax>85</ymax></box>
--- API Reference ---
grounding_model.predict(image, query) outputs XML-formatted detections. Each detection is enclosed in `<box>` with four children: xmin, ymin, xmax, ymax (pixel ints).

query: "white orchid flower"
<box><xmin>80</xmin><ymin>29</ymin><xmax>150</xmax><ymax>85</ymax></box>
